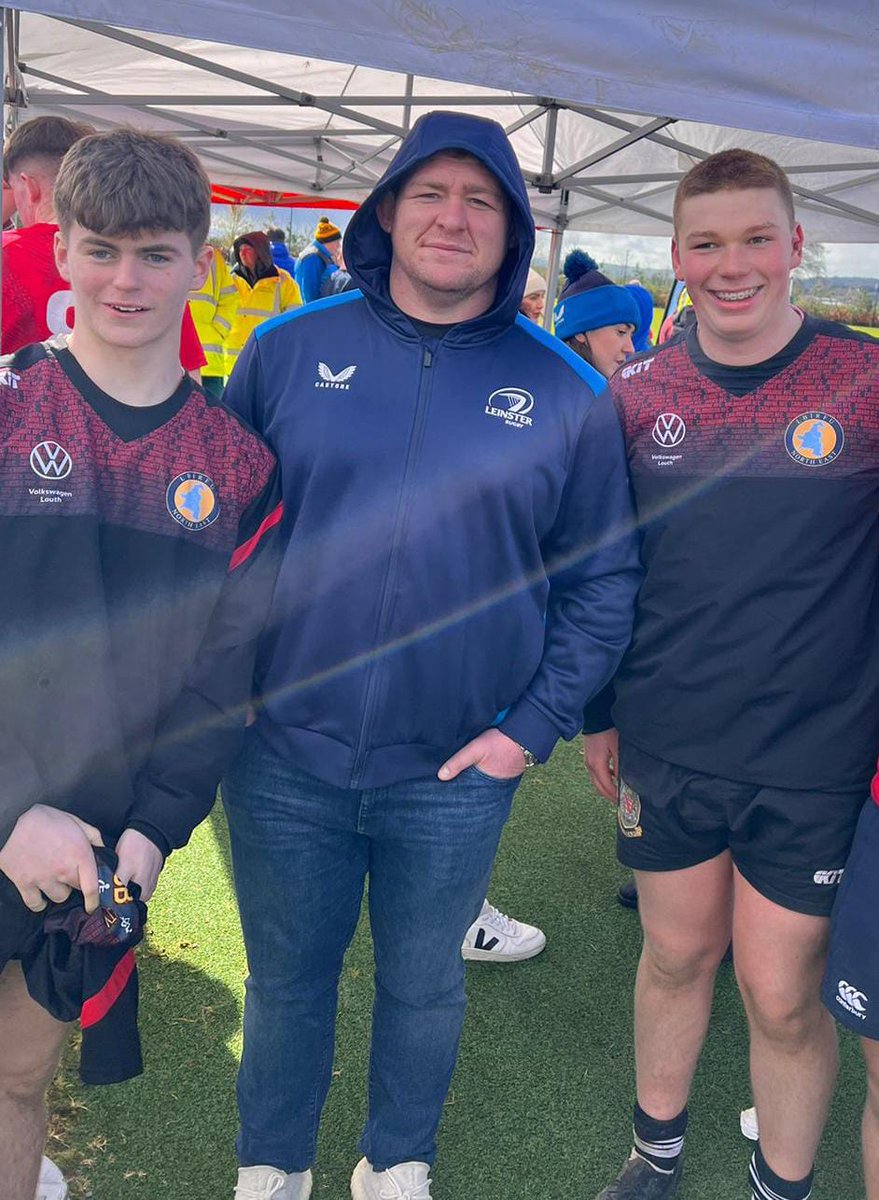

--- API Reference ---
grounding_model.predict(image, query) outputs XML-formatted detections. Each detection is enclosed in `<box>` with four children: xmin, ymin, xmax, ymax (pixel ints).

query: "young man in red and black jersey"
<box><xmin>1</xmin><ymin>115</ymin><xmax>207</xmax><ymax>373</ymax></box>
<box><xmin>0</xmin><ymin>128</ymin><xmax>281</xmax><ymax>1200</ymax></box>
<box><xmin>584</xmin><ymin>150</ymin><xmax>879</xmax><ymax>1200</ymax></box>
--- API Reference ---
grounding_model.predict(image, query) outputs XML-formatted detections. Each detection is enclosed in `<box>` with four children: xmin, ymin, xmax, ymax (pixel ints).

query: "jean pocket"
<box><xmin>466</xmin><ymin>764</ymin><xmax>524</xmax><ymax>784</ymax></box>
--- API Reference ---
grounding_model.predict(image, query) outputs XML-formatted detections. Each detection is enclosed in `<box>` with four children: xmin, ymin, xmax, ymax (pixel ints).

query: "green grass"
<box><xmin>49</xmin><ymin>741</ymin><xmax>866</xmax><ymax>1199</ymax></box>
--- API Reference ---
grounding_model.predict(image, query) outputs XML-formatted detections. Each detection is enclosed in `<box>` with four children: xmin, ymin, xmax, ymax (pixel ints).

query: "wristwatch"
<box><xmin>515</xmin><ymin>743</ymin><xmax>541</xmax><ymax>768</ymax></box>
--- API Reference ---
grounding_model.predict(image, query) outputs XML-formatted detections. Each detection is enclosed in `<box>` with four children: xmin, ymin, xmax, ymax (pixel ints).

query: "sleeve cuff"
<box><xmin>498</xmin><ymin>699</ymin><xmax>563</xmax><ymax>765</ymax></box>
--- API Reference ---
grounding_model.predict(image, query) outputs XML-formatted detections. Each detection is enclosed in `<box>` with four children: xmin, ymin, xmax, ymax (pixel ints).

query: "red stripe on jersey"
<box><xmin>229</xmin><ymin>501</ymin><xmax>283</xmax><ymax>572</ymax></box>
<box><xmin>872</xmin><ymin>760</ymin><xmax>879</xmax><ymax>807</ymax></box>
<box><xmin>80</xmin><ymin>948</ymin><xmax>136</xmax><ymax>1029</ymax></box>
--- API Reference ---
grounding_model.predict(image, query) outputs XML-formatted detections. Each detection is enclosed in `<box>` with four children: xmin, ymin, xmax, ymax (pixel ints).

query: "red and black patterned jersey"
<box><xmin>0</xmin><ymin>342</ymin><xmax>281</xmax><ymax>856</ymax></box>
<box><xmin>608</xmin><ymin>315</ymin><xmax>879</xmax><ymax>790</ymax></box>
<box><xmin>0</xmin><ymin>222</ymin><xmax>207</xmax><ymax>370</ymax></box>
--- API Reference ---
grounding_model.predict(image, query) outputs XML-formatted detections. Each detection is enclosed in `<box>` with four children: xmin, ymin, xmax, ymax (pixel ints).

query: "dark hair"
<box><xmin>565</xmin><ymin>333</ymin><xmax>595</xmax><ymax>369</ymax></box>
<box><xmin>266</xmin><ymin>227</ymin><xmax>286</xmax><ymax>242</ymax></box>
<box><xmin>54</xmin><ymin>127</ymin><xmax>211</xmax><ymax>250</ymax></box>
<box><xmin>674</xmin><ymin>148</ymin><xmax>796</xmax><ymax>229</ymax></box>
<box><xmin>4</xmin><ymin>115</ymin><xmax>95</xmax><ymax>182</ymax></box>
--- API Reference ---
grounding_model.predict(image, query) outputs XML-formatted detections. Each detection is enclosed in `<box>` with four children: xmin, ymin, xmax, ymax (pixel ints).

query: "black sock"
<box><xmin>750</xmin><ymin>1144</ymin><xmax>813</xmax><ymax>1200</ymax></box>
<box><xmin>632</xmin><ymin>1102</ymin><xmax>688</xmax><ymax>1174</ymax></box>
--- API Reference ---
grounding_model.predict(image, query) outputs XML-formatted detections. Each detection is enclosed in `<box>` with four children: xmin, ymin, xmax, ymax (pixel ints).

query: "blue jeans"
<box><xmin>222</xmin><ymin>729</ymin><xmax>518</xmax><ymax>1172</ymax></box>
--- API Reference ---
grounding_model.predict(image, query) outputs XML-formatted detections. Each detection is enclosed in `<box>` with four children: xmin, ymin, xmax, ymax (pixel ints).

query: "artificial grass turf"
<box><xmin>50</xmin><ymin>739</ymin><xmax>864</xmax><ymax>1199</ymax></box>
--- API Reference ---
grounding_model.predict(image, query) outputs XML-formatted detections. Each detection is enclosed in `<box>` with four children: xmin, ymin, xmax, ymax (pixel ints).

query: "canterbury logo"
<box><xmin>317</xmin><ymin>362</ymin><xmax>356</xmax><ymax>383</ymax></box>
<box><xmin>837</xmin><ymin>980</ymin><xmax>868</xmax><ymax>1014</ymax></box>
<box><xmin>651</xmin><ymin>412</ymin><xmax>686</xmax><ymax>447</ymax></box>
<box><xmin>30</xmin><ymin>440</ymin><xmax>73</xmax><ymax>480</ymax></box>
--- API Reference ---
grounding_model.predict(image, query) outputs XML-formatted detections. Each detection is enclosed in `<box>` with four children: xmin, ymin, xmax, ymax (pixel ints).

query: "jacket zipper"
<box><xmin>348</xmin><ymin>343</ymin><xmax>434</xmax><ymax>787</ymax></box>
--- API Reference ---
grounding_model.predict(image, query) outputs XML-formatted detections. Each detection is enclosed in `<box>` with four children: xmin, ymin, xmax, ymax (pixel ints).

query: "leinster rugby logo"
<box><xmin>485</xmin><ymin>387</ymin><xmax>535</xmax><ymax>429</ymax></box>
<box><xmin>617</xmin><ymin>778</ymin><xmax>643</xmax><ymax>839</ymax></box>
<box><xmin>166</xmin><ymin>472</ymin><xmax>219</xmax><ymax>531</ymax></box>
<box><xmin>651</xmin><ymin>412</ymin><xmax>686</xmax><ymax>448</ymax></box>
<box><xmin>784</xmin><ymin>412</ymin><xmax>844</xmax><ymax>466</ymax></box>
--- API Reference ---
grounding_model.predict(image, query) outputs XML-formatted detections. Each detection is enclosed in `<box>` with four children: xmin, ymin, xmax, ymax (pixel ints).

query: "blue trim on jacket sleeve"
<box><xmin>255</xmin><ymin>289</ymin><xmax>363</xmax><ymax>341</ymax></box>
<box><xmin>514</xmin><ymin>313</ymin><xmax>607</xmax><ymax>398</ymax></box>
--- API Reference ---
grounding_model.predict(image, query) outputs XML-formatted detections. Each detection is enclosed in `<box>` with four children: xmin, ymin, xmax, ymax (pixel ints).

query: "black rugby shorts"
<box><xmin>0</xmin><ymin>870</ymin><xmax>42</xmax><ymax>973</ymax></box>
<box><xmin>615</xmin><ymin>739</ymin><xmax>865</xmax><ymax>917</ymax></box>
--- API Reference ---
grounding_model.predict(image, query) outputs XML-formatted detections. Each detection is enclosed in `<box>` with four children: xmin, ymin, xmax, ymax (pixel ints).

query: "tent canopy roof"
<box><xmin>10</xmin><ymin>4</ymin><xmax>879</xmax><ymax>240</ymax></box>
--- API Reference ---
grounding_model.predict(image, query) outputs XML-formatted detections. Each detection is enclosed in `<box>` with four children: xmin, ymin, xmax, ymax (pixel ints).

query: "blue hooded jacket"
<box><xmin>224</xmin><ymin>111</ymin><xmax>641</xmax><ymax>788</ymax></box>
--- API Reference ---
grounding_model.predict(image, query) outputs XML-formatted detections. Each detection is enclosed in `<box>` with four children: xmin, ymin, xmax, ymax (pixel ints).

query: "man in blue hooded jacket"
<box><xmin>222</xmin><ymin>111</ymin><xmax>641</xmax><ymax>1200</ymax></box>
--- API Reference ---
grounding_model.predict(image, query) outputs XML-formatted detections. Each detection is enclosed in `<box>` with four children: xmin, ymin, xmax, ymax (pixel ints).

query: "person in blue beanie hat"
<box><xmin>625</xmin><ymin>280</ymin><xmax>656</xmax><ymax>353</ymax></box>
<box><xmin>554</xmin><ymin>250</ymin><xmax>640</xmax><ymax>378</ymax></box>
<box><xmin>267</xmin><ymin>227</ymin><xmax>298</xmax><ymax>276</ymax></box>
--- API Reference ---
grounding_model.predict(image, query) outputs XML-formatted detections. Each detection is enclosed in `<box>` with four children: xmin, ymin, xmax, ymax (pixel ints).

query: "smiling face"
<box><xmin>671</xmin><ymin>186</ymin><xmax>804</xmax><ymax>365</ymax></box>
<box><xmin>55</xmin><ymin>223</ymin><xmax>211</xmax><ymax>355</ymax></box>
<box><xmin>377</xmin><ymin>151</ymin><xmax>510</xmax><ymax>322</ymax></box>
<box><xmin>574</xmin><ymin>323</ymin><xmax>636</xmax><ymax>378</ymax></box>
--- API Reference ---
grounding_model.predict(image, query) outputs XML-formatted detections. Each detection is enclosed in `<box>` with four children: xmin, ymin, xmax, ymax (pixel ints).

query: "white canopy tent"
<box><xmin>4</xmin><ymin>3</ymin><xmax>879</xmax><ymax>301</ymax></box>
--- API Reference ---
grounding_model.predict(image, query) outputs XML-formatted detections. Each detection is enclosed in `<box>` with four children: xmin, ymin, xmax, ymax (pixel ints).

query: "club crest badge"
<box><xmin>618</xmin><ymin>778</ymin><xmax>643</xmax><ymax>838</ymax></box>
<box><xmin>166</xmin><ymin>472</ymin><xmax>220</xmax><ymax>531</ymax></box>
<box><xmin>784</xmin><ymin>411</ymin><xmax>844</xmax><ymax>466</ymax></box>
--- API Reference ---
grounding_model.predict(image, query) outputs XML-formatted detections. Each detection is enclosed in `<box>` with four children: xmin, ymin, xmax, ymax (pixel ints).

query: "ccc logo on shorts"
<box><xmin>836</xmin><ymin>980</ymin><xmax>868</xmax><ymax>1018</ymax></box>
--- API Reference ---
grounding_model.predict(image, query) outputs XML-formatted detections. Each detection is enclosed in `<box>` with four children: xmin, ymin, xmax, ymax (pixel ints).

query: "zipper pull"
<box><xmin>423</xmin><ymin>347</ymin><xmax>433</xmax><ymax>368</ymax></box>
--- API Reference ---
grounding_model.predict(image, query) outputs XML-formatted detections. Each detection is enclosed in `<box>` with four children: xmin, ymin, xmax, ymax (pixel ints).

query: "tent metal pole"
<box><xmin>504</xmin><ymin>106</ymin><xmax>549</xmax><ymax>137</ymax></box>
<box><xmin>25</xmin><ymin>61</ymin><xmax>378</xmax><ymax>189</ymax></box>
<box><xmin>402</xmin><ymin>74</ymin><xmax>414</xmax><ymax>133</ymax></box>
<box><xmin>553</xmin><ymin>116</ymin><xmax>675</xmax><ymax>184</ymax></box>
<box><xmin>542</xmin><ymin>189</ymin><xmax>568</xmax><ymax>331</ymax></box>
<box><xmin>540</xmin><ymin>105</ymin><xmax>558</xmax><ymax>186</ymax></box>
<box><xmin>63</xmin><ymin>18</ymin><xmax>407</xmax><ymax>138</ymax></box>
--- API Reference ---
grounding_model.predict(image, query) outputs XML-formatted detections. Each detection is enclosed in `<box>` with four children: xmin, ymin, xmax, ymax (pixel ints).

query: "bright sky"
<box><xmin>553</xmin><ymin>232</ymin><xmax>879</xmax><ymax>280</ymax></box>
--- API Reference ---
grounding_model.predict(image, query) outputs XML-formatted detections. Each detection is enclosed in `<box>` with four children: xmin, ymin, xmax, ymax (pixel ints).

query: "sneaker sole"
<box><xmin>462</xmin><ymin>940</ymin><xmax>546</xmax><ymax>962</ymax></box>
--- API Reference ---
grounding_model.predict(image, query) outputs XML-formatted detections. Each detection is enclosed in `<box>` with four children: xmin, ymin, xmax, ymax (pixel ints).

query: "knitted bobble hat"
<box><xmin>554</xmin><ymin>249</ymin><xmax>640</xmax><ymax>341</ymax></box>
<box><xmin>314</xmin><ymin>215</ymin><xmax>342</xmax><ymax>243</ymax></box>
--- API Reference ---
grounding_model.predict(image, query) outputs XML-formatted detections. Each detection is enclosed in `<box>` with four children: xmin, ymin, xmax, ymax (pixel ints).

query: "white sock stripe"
<box><xmin>633</xmin><ymin>1132</ymin><xmax>685</xmax><ymax>1159</ymax></box>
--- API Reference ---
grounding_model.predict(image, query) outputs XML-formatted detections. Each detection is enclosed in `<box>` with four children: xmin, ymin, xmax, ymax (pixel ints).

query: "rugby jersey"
<box><xmin>597</xmin><ymin>316</ymin><xmax>879</xmax><ymax>791</ymax></box>
<box><xmin>0</xmin><ymin>341</ymin><xmax>281</xmax><ymax>855</ymax></box>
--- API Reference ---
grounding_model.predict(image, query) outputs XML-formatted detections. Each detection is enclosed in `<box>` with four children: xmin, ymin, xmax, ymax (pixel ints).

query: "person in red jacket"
<box><xmin>1</xmin><ymin>116</ymin><xmax>206</xmax><ymax>373</ymax></box>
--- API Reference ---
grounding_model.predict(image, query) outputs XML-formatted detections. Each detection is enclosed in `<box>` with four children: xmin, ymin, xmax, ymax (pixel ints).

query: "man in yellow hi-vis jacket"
<box><xmin>188</xmin><ymin>246</ymin><xmax>240</xmax><ymax>397</ymax></box>
<box><xmin>227</xmin><ymin>231</ymin><xmax>301</xmax><ymax>376</ymax></box>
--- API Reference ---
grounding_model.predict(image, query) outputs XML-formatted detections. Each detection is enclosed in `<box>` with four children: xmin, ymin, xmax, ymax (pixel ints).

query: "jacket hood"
<box><xmin>345</xmin><ymin>111</ymin><xmax>535</xmax><ymax>339</ymax></box>
<box><xmin>233</xmin><ymin>231</ymin><xmax>278</xmax><ymax>284</ymax></box>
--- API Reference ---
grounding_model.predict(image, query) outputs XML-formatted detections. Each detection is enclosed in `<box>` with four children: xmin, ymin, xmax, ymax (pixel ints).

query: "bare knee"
<box><xmin>738</xmin><ymin>972</ymin><xmax>826</xmax><ymax>1047</ymax></box>
<box><xmin>641</xmin><ymin>933</ymin><xmax>725</xmax><ymax>990</ymax></box>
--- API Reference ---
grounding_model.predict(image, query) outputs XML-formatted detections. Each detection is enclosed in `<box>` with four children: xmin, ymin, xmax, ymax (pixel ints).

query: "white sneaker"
<box><xmin>350</xmin><ymin>1157</ymin><xmax>432</xmax><ymax>1199</ymax></box>
<box><xmin>234</xmin><ymin>1165</ymin><xmax>313</xmax><ymax>1199</ymax></box>
<box><xmin>36</xmin><ymin>1157</ymin><xmax>68</xmax><ymax>1200</ymax></box>
<box><xmin>461</xmin><ymin>899</ymin><xmax>546</xmax><ymax>962</ymax></box>
<box><xmin>740</xmin><ymin>1106</ymin><xmax>759</xmax><ymax>1141</ymax></box>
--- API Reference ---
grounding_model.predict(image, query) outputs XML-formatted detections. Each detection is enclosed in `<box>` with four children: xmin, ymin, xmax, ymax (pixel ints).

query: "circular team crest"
<box><xmin>784</xmin><ymin>412</ymin><xmax>844</xmax><ymax>466</ymax></box>
<box><xmin>617</xmin><ymin>778</ymin><xmax>643</xmax><ymax>839</ymax></box>
<box><xmin>166</xmin><ymin>472</ymin><xmax>219</xmax><ymax>530</ymax></box>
